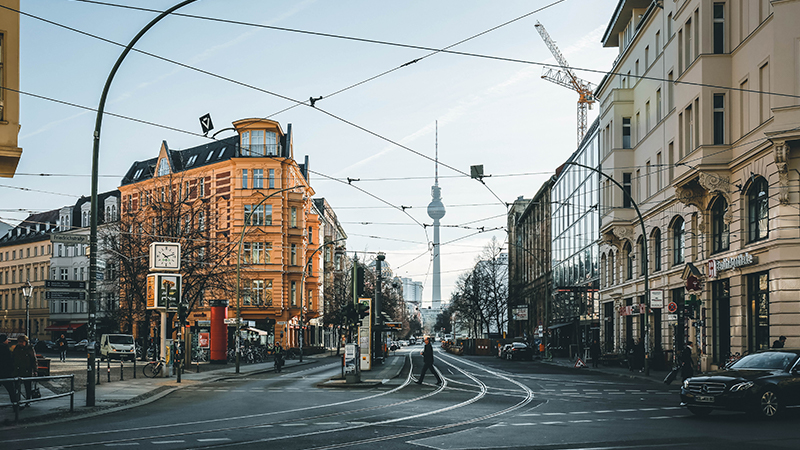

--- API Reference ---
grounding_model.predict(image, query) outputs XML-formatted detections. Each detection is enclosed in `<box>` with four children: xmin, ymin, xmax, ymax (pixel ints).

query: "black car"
<box><xmin>503</xmin><ymin>342</ymin><xmax>534</xmax><ymax>361</ymax></box>
<box><xmin>680</xmin><ymin>350</ymin><xmax>800</xmax><ymax>418</ymax></box>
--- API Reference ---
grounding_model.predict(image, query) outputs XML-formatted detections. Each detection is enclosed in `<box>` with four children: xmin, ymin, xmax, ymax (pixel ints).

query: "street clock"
<box><xmin>149</xmin><ymin>242</ymin><xmax>181</xmax><ymax>271</ymax></box>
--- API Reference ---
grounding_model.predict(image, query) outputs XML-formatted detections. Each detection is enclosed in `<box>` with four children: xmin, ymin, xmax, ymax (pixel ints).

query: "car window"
<box><xmin>730</xmin><ymin>352</ymin><xmax>797</xmax><ymax>370</ymax></box>
<box><xmin>108</xmin><ymin>336</ymin><xmax>134</xmax><ymax>344</ymax></box>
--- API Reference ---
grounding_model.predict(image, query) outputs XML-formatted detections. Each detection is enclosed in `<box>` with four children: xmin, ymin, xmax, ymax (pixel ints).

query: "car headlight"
<box><xmin>729</xmin><ymin>381</ymin><xmax>754</xmax><ymax>392</ymax></box>
<box><xmin>683</xmin><ymin>378</ymin><xmax>691</xmax><ymax>389</ymax></box>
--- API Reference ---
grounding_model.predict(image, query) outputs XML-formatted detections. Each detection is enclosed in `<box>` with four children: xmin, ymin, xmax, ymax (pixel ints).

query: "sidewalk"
<box><xmin>1</xmin><ymin>354</ymin><xmax>330</xmax><ymax>427</ymax></box>
<box><xmin>318</xmin><ymin>353</ymin><xmax>408</xmax><ymax>388</ymax></box>
<box><xmin>541</xmin><ymin>356</ymin><xmax>676</xmax><ymax>386</ymax></box>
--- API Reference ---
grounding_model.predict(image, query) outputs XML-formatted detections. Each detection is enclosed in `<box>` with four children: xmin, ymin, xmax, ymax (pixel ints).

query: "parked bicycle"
<box><xmin>192</xmin><ymin>347</ymin><xmax>208</xmax><ymax>363</ymax></box>
<box><xmin>143</xmin><ymin>358</ymin><xmax>166</xmax><ymax>378</ymax></box>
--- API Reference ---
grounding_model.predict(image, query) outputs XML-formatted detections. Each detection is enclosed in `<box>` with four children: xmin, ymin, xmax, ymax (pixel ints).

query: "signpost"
<box><xmin>650</xmin><ymin>290</ymin><xmax>664</xmax><ymax>309</ymax></box>
<box><xmin>50</xmin><ymin>233</ymin><xmax>89</xmax><ymax>245</ymax></box>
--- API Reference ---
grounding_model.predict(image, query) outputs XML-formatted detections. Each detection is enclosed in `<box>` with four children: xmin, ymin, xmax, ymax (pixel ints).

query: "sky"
<box><xmin>3</xmin><ymin>0</ymin><xmax>620</xmax><ymax>308</ymax></box>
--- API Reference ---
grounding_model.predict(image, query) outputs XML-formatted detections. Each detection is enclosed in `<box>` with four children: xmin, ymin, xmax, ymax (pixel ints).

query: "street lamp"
<box><xmin>22</xmin><ymin>280</ymin><xmax>33</xmax><ymax>337</ymax></box>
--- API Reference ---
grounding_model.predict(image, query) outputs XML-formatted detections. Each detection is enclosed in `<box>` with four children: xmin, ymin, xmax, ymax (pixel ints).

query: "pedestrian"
<box><xmin>12</xmin><ymin>335</ymin><xmax>38</xmax><ymax>401</ymax></box>
<box><xmin>590</xmin><ymin>339</ymin><xmax>602</xmax><ymax>368</ymax></box>
<box><xmin>57</xmin><ymin>333</ymin><xmax>68</xmax><ymax>362</ymax></box>
<box><xmin>415</xmin><ymin>336</ymin><xmax>442</xmax><ymax>385</ymax></box>
<box><xmin>680</xmin><ymin>341</ymin><xmax>694</xmax><ymax>381</ymax></box>
<box><xmin>1</xmin><ymin>334</ymin><xmax>20</xmax><ymax>410</ymax></box>
<box><xmin>772</xmin><ymin>335</ymin><xmax>787</xmax><ymax>349</ymax></box>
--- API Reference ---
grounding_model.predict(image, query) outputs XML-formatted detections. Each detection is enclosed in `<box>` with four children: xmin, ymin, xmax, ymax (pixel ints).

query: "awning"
<box><xmin>45</xmin><ymin>323</ymin><xmax>85</xmax><ymax>332</ymax></box>
<box><xmin>243</xmin><ymin>327</ymin><xmax>269</xmax><ymax>336</ymax></box>
<box><xmin>547</xmin><ymin>322</ymin><xmax>573</xmax><ymax>330</ymax></box>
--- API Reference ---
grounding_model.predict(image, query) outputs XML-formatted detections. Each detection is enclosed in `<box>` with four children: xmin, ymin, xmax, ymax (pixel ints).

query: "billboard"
<box><xmin>146</xmin><ymin>273</ymin><xmax>182</xmax><ymax>311</ymax></box>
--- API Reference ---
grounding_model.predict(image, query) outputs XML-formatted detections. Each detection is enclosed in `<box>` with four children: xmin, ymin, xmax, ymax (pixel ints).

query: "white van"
<box><xmin>100</xmin><ymin>334</ymin><xmax>136</xmax><ymax>361</ymax></box>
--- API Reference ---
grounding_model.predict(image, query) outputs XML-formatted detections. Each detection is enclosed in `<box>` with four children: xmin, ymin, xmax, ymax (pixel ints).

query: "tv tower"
<box><xmin>427</xmin><ymin>122</ymin><xmax>446</xmax><ymax>311</ymax></box>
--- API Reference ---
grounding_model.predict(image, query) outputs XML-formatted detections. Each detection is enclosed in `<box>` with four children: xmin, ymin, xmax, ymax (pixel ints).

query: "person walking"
<box><xmin>680</xmin><ymin>341</ymin><xmax>694</xmax><ymax>381</ymax></box>
<box><xmin>415</xmin><ymin>336</ymin><xmax>442</xmax><ymax>385</ymax></box>
<box><xmin>590</xmin><ymin>339</ymin><xmax>602</xmax><ymax>368</ymax></box>
<box><xmin>57</xmin><ymin>334</ymin><xmax>68</xmax><ymax>362</ymax></box>
<box><xmin>772</xmin><ymin>336</ymin><xmax>787</xmax><ymax>349</ymax></box>
<box><xmin>12</xmin><ymin>335</ymin><xmax>38</xmax><ymax>401</ymax></box>
<box><xmin>1</xmin><ymin>334</ymin><xmax>20</xmax><ymax>410</ymax></box>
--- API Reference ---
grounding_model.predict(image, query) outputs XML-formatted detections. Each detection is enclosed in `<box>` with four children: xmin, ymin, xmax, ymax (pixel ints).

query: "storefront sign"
<box><xmin>619</xmin><ymin>304</ymin><xmax>646</xmax><ymax>316</ymax></box>
<box><xmin>650</xmin><ymin>290</ymin><xmax>664</xmax><ymax>309</ymax></box>
<box><xmin>708</xmin><ymin>252</ymin><xmax>756</xmax><ymax>278</ymax></box>
<box><xmin>512</xmin><ymin>306</ymin><xmax>528</xmax><ymax>320</ymax></box>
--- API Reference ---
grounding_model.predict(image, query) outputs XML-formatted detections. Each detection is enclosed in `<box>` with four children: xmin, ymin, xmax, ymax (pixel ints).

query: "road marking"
<box><xmin>511</xmin><ymin>423</ymin><xmax>537</xmax><ymax>426</ymax></box>
<box><xmin>542</xmin><ymin>412</ymin><xmax>566</xmax><ymax>416</ymax></box>
<box><xmin>104</xmin><ymin>444</ymin><xmax>140</xmax><ymax>447</ymax></box>
<box><xmin>569</xmin><ymin>420</ymin><xmax>593</xmax><ymax>423</ymax></box>
<box><xmin>197</xmin><ymin>438</ymin><xmax>231</xmax><ymax>442</ymax></box>
<box><xmin>616</xmin><ymin>409</ymin><xmax>637</xmax><ymax>412</ymax></box>
<box><xmin>316</xmin><ymin>422</ymin><xmax>341</xmax><ymax>425</ymax></box>
<box><xmin>152</xmin><ymin>441</ymin><xmax>185</xmax><ymax>444</ymax></box>
<box><xmin>541</xmin><ymin>421</ymin><xmax>564</xmax><ymax>425</ymax></box>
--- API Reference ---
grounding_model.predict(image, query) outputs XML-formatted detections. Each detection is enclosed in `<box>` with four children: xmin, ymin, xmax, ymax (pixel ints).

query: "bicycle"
<box><xmin>143</xmin><ymin>358</ymin><xmax>166</xmax><ymax>378</ymax></box>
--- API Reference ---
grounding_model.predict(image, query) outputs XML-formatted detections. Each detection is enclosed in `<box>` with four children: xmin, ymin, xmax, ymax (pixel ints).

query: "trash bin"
<box><xmin>36</xmin><ymin>354</ymin><xmax>51</xmax><ymax>376</ymax></box>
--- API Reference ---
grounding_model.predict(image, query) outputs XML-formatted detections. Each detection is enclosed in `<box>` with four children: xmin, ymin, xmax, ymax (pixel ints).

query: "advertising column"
<box><xmin>209</xmin><ymin>300</ymin><xmax>228</xmax><ymax>364</ymax></box>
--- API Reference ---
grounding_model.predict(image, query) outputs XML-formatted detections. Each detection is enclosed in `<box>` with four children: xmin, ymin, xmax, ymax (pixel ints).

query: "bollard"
<box><xmin>120</xmin><ymin>359</ymin><xmax>124</xmax><ymax>381</ymax></box>
<box><xmin>107</xmin><ymin>358</ymin><xmax>111</xmax><ymax>383</ymax></box>
<box><xmin>97</xmin><ymin>359</ymin><xmax>101</xmax><ymax>385</ymax></box>
<box><xmin>133</xmin><ymin>357</ymin><xmax>136</xmax><ymax>379</ymax></box>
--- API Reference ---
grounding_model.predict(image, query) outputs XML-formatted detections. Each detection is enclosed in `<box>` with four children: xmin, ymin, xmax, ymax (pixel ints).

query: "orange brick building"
<box><xmin>118</xmin><ymin>119</ymin><xmax>320</xmax><ymax>348</ymax></box>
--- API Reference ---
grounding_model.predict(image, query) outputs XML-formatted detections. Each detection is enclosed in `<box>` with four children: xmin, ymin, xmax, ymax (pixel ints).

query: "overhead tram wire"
<box><xmin>63</xmin><ymin>1</ymin><xmax>800</xmax><ymax>103</ymax></box>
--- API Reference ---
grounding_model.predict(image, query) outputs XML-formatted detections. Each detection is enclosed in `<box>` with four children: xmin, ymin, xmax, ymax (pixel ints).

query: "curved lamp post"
<box><xmin>298</xmin><ymin>237</ymin><xmax>348</xmax><ymax>362</ymax></box>
<box><xmin>88</xmin><ymin>0</ymin><xmax>199</xmax><ymax>406</ymax></box>
<box><xmin>235</xmin><ymin>185</ymin><xmax>302</xmax><ymax>373</ymax></box>
<box><xmin>22</xmin><ymin>279</ymin><xmax>33</xmax><ymax>337</ymax></box>
<box><xmin>564</xmin><ymin>162</ymin><xmax>651</xmax><ymax>376</ymax></box>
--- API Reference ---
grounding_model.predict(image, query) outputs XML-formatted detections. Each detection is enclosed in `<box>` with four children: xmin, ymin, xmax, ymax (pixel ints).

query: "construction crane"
<box><xmin>534</xmin><ymin>21</ymin><xmax>596</xmax><ymax>146</ymax></box>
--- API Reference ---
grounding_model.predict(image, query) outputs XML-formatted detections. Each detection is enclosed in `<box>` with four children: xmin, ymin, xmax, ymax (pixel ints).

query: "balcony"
<box><xmin>239</xmin><ymin>144</ymin><xmax>281</xmax><ymax>157</ymax></box>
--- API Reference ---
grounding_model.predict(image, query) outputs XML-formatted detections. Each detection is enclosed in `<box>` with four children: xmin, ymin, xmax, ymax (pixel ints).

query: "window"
<box><xmin>646</xmin><ymin>161</ymin><xmax>651</xmax><ymax>197</ymax></box>
<box><xmin>714</xmin><ymin>3</ymin><xmax>725</xmax><ymax>54</ymax></box>
<box><xmin>637</xmin><ymin>236</ymin><xmax>645</xmax><ymax>276</ymax></box>
<box><xmin>655</xmin><ymin>30</ymin><xmax>661</xmax><ymax>51</ymax></box>
<box><xmin>242</xmin><ymin>169</ymin><xmax>248</xmax><ymax>189</ymax></box>
<box><xmin>653</xmin><ymin>228</ymin><xmax>662</xmax><ymax>272</ymax></box>
<box><xmin>748</xmin><ymin>177</ymin><xmax>769</xmax><ymax>242</ymax></box>
<box><xmin>685</xmin><ymin>19</ymin><xmax>692</xmax><ymax>67</ymax></box>
<box><xmin>655</xmin><ymin>89</ymin><xmax>662</xmax><ymax>123</ymax></box>
<box><xmin>60</xmin><ymin>268</ymin><xmax>68</xmax><ymax>280</ymax></box>
<box><xmin>243</xmin><ymin>242</ymin><xmax>264</xmax><ymax>264</ymax></box>
<box><xmin>198</xmin><ymin>211</ymin><xmax>206</xmax><ymax>231</ymax></box>
<box><xmin>740</xmin><ymin>79</ymin><xmax>750</xmax><ymax>136</ymax></box>
<box><xmin>253</xmin><ymin>169</ymin><xmax>264</xmax><ymax>189</ymax></box>
<box><xmin>252</xmin><ymin>280</ymin><xmax>264</xmax><ymax>305</ymax></box>
<box><xmin>759</xmin><ymin>62</ymin><xmax>770</xmax><ymax>123</ymax></box>
<box><xmin>667</xmin><ymin>12</ymin><xmax>673</xmax><ymax>37</ymax></box>
<box><xmin>656</xmin><ymin>152</ymin><xmax>662</xmax><ymax>191</ymax></box>
<box><xmin>644</xmin><ymin>46</ymin><xmax>649</xmax><ymax>68</ymax></box>
<box><xmin>291</xmin><ymin>207</ymin><xmax>298</xmax><ymax>228</ymax></box>
<box><xmin>251</xmin><ymin>130</ymin><xmax>265</xmax><ymax>156</ymax></box>
<box><xmin>684</xmin><ymin>104</ymin><xmax>694</xmax><ymax>153</ymax></box>
<box><xmin>187</xmin><ymin>154</ymin><xmax>197</xmax><ymax>166</ymax></box>
<box><xmin>268</xmin><ymin>169</ymin><xmax>275</xmax><ymax>189</ymax></box>
<box><xmin>308</xmin><ymin>226</ymin><xmax>313</xmax><ymax>244</ymax></box>
<box><xmin>241</xmin><ymin>131</ymin><xmax>250</xmax><ymax>155</ymax></box>
<box><xmin>672</xmin><ymin>217</ymin><xmax>685</xmax><ymax>265</ymax></box>
<box><xmin>245</xmin><ymin>205</ymin><xmax>265</xmax><ymax>226</ymax></box>
<box><xmin>645</xmin><ymin>101</ymin><xmax>651</xmax><ymax>133</ymax></box>
<box><xmin>157</xmin><ymin>158</ymin><xmax>170</xmax><ymax>177</ymax></box>
<box><xmin>711</xmin><ymin>196</ymin><xmax>730</xmax><ymax>253</ymax></box>
<box><xmin>624</xmin><ymin>242</ymin><xmax>633</xmax><ymax>280</ymax></box>
<box><xmin>199</xmin><ymin>179</ymin><xmax>205</xmax><ymax>197</ymax></box>
<box><xmin>291</xmin><ymin>281</ymin><xmax>297</xmax><ymax>306</ymax></box>
<box><xmin>264</xmin><ymin>205</ymin><xmax>273</xmax><ymax>225</ymax></box>
<box><xmin>712</xmin><ymin>93</ymin><xmax>725</xmax><ymax>145</ymax></box>
<box><xmin>291</xmin><ymin>244</ymin><xmax>297</xmax><ymax>266</ymax></box>
<box><xmin>622</xmin><ymin>118</ymin><xmax>631</xmax><ymax>148</ymax></box>
<box><xmin>667</xmin><ymin>71</ymin><xmax>674</xmax><ymax>111</ymax></box>
<box><xmin>747</xmin><ymin>272</ymin><xmax>770</xmax><ymax>352</ymax></box>
<box><xmin>622</xmin><ymin>173</ymin><xmax>632</xmax><ymax>208</ymax></box>
<box><xmin>265</xmin><ymin>131</ymin><xmax>277</xmax><ymax>156</ymax></box>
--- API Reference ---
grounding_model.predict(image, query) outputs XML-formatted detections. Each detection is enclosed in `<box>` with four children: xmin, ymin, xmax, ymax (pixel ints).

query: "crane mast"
<box><xmin>534</xmin><ymin>21</ymin><xmax>596</xmax><ymax>145</ymax></box>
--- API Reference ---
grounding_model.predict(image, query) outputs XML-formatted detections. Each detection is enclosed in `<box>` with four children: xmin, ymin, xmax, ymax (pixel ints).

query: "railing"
<box><xmin>239</xmin><ymin>144</ymin><xmax>281</xmax><ymax>157</ymax></box>
<box><xmin>0</xmin><ymin>374</ymin><xmax>75</xmax><ymax>422</ymax></box>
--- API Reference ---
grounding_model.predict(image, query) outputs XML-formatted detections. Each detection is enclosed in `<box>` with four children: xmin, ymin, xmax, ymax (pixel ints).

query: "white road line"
<box><xmin>196</xmin><ymin>438</ymin><xmax>231</xmax><ymax>442</ymax></box>
<box><xmin>542</xmin><ymin>412</ymin><xmax>566</xmax><ymax>416</ymax></box>
<box><xmin>280</xmin><ymin>423</ymin><xmax>306</xmax><ymax>427</ymax></box>
<box><xmin>511</xmin><ymin>423</ymin><xmax>537</xmax><ymax>426</ymax></box>
<box><xmin>569</xmin><ymin>420</ymin><xmax>593</xmax><ymax>423</ymax></box>
<box><xmin>104</xmin><ymin>444</ymin><xmax>140</xmax><ymax>447</ymax></box>
<box><xmin>316</xmin><ymin>422</ymin><xmax>341</xmax><ymax>425</ymax></box>
<box><xmin>541</xmin><ymin>421</ymin><xmax>564</xmax><ymax>425</ymax></box>
<box><xmin>616</xmin><ymin>409</ymin><xmax>637</xmax><ymax>412</ymax></box>
<box><xmin>650</xmin><ymin>416</ymin><xmax>673</xmax><ymax>419</ymax></box>
<box><xmin>152</xmin><ymin>441</ymin><xmax>186</xmax><ymax>444</ymax></box>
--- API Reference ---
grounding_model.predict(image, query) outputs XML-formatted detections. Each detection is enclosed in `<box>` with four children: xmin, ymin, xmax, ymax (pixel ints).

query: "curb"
<box><xmin>318</xmin><ymin>355</ymin><xmax>409</xmax><ymax>389</ymax></box>
<box><xmin>539</xmin><ymin>360</ymin><xmax>672</xmax><ymax>385</ymax></box>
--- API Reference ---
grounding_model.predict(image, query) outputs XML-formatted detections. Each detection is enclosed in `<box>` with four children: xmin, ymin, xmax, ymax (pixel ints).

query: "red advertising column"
<box><xmin>209</xmin><ymin>299</ymin><xmax>228</xmax><ymax>364</ymax></box>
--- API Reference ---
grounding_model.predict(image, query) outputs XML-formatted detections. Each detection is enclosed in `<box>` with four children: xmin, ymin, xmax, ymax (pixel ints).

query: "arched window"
<box><xmin>711</xmin><ymin>196</ymin><xmax>730</xmax><ymax>253</ymax></box>
<box><xmin>652</xmin><ymin>228</ymin><xmax>662</xmax><ymax>272</ymax></box>
<box><xmin>637</xmin><ymin>236</ymin><xmax>646</xmax><ymax>276</ymax></box>
<box><xmin>624</xmin><ymin>242</ymin><xmax>633</xmax><ymax>280</ymax></box>
<box><xmin>672</xmin><ymin>217</ymin><xmax>685</xmax><ymax>265</ymax></box>
<box><xmin>601</xmin><ymin>253</ymin><xmax>608</xmax><ymax>287</ymax></box>
<box><xmin>748</xmin><ymin>177</ymin><xmax>768</xmax><ymax>242</ymax></box>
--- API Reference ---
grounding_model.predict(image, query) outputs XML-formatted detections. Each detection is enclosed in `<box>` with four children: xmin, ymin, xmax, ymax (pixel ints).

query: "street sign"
<box><xmin>45</xmin><ymin>280</ymin><xmax>86</xmax><ymax>289</ymax></box>
<box><xmin>199</xmin><ymin>113</ymin><xmax>214</xmax><ymax>135</ymax></box>
<box><xmin>46</xmin><ymin>291</ymin><xmax>86</xmax><ymax>300</ymax></box>
<box><xmin>667</xmin><ymin>302</ymin><xmax>678</xmax><ymax>313</ymax></box>
<box><xmin>50</xmin><ymin>233</ymin><xmax>88</xmax><ymax>245</ymax></box>
<box><xmin>667</xmin><ymin>314</ymin><xmax>679</xmax><ymax>321</ymax></box>
<box><xmin>650</xmin><ymin>290</ymin><xmax>664</xmax><ymax>308</ymax></box>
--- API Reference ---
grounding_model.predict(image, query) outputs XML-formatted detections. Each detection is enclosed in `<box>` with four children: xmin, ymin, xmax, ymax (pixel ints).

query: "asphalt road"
<box><xmin>3</xmin><ymin>346</ymin><xmax>799</xmax><ymax>450</ymax></box>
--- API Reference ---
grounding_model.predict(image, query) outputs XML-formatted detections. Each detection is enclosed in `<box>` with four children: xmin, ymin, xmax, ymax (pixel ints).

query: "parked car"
<box><xmin>502</xmin><ymin>342</ymin><xmax>534</xmax><ymax>361</ymax></box>
<box><xmin>680</xmin><ymin>350</ymin><xmax>800</xmax><ymax>418</ymax></box>
<box><xmin>75</xmin><ymin>339</ymin><xmax>89</xmax><ymax>352</ymax></box>
<box><xmin>100</xmin><ymin>334</ymin><xmax>136</xmax><ymax>361</ymax></box>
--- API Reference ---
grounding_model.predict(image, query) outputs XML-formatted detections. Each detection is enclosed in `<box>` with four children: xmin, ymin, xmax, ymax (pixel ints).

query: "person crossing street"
<box><xmin>415</xmin><ymin>336</ymin><xmax>442</xmax><ymax>385</ymax></box>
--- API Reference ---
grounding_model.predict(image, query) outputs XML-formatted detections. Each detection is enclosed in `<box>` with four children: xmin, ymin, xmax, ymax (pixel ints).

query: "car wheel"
<box><xmin>687</xmin><ymin>406</ymin><xmax>712</xmax><ymax>416</ymax></box>
<box><xmin>756</xmin><ymin>389</ymin><xmax>781</xmax><ymax>418</ymax></box>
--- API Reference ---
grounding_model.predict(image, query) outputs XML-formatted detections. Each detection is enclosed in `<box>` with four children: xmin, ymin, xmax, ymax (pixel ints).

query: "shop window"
<box><xmin>712</xmin><ymin>279</ymin><xmax>730</xmax><ymax>366</ymax></box>
<box><xmin>748</xmin><ymin>177</ymin><xmax>769</xmax><ymax>242</ymax></box>
<box><xmin>747</xmin><ymin>272</ymin><xmax>770</xmax><ymax>352</ymax></box>
<box><xmin>711</xmin><ymin>196</ymin><xmax>730</xmax><ymax>253</ymax></box>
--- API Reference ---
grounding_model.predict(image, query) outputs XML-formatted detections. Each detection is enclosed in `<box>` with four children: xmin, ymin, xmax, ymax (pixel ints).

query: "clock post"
<box><xmin>148</xmin><ymin>243</ymin><xmax>182</xmax><ymax>378</ymax></box>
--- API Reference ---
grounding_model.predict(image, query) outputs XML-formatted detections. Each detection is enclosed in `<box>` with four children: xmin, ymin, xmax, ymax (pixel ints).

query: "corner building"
<box><xmin>597</xmin><ymin>0</ymin><xmax>800</xmax><ymax>371</ymax></box>
<box><xmin>118</xmin><ymin>119</ymin><xmax>320</xmax><ymax>349</ymax></box>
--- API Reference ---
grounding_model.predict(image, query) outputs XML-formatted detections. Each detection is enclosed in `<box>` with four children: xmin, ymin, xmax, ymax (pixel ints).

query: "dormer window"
<box><xmin>217</xmin><ymin>147</ymin><xmax>226</xmax><ymax>159</ymax></box>
<box><xmin>205</xmin><ymin>151</ymin><xmax>213</xmax><ymax>162</ymax></box>
<box><xmin>134</xmin><ymin>168</ymin><xmax>144</xmax><ymax>180</ymax></box>
<box><xmin>187</xmin><ymin>154</ymin><xmax>198</xmax><ymax>166</ymax></box>
<box><xmin>157</xmin><ymin>158</ymin><xmax>170</xmax><ymax>177</ymax></box>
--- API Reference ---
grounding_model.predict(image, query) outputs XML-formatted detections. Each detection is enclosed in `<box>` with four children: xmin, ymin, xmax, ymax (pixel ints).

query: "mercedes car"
<box><xmin>680</xmin><ymin>350</ymin><xmax>800</xmax><ymax>418</ymax></box>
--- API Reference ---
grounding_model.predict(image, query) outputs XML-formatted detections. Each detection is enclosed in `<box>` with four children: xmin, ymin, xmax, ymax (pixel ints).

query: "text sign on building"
<box><xmin>45</xmin><ymin>280</ymin><xmax>86</xmax><ymax>290</ymax></box>
<box><xmin>50</xmin><ymin>233</ymin><xmax>89</xmax><ymax>245</ymax></box>
<box><xmin>650</xmin><ymin>290</ymin><xmax>664</xmax><ymax>309</ymax></box>
<box><xmin>198</xmin><ymin>332</ymin><xmax>210</xmax><ymax>348</ymax></box>
<box><xmin>708</xmin><ymin>252</ymin><xmax>756</xmax><ymax>278</ymax></box>
<box><xmin>146</xmin><ymin>273</ymin><xmax>182</xmax><ymax>311</ymax></box>
<box><xmin>45</xmin><ymin>291</ymin><xmax>86</xmax><ymax>300</ymax></box>
<box><xmin>512</xmin><ymin>306</ymin><xmax>528</xmax><ymax>321</ymax></box>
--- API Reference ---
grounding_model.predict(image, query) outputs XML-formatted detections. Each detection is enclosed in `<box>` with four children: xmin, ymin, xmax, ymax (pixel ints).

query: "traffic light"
<box><xmin>357</xmin><ymin>301</ymin><xmax>370</xmax><ymax>320</ymax></box>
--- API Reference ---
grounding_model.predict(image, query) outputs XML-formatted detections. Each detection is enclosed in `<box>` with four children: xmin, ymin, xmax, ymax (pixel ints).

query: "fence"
<box><xmin>0</xmin><ymin>374</ymin><xmax>75</xmax><ymax>422</ymax></box>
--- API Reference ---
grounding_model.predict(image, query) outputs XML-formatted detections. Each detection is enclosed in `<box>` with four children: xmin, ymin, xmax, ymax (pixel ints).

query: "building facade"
<box><xmin>312</xmin><ymin>197</ymin><xmax>348</xmax><ymax>349</ymax></box>
<box><xmin>118</xmin><ymin>119</ymin><xmax>321</xmax><ymax>349</ymax></box>
<box><xmin>597</xmin><ymin>0</ymin><xmax>800</xmax><ymax>371</ymax></box>
<box><xmin>550</xmin><ymin>120</ymin><xmax>601</xmax><ymax>357</ymax></box>
<box><xmin>0</xmin><ymin>0</ymin><xmax>21</xmax><ymax>178</ymax></box>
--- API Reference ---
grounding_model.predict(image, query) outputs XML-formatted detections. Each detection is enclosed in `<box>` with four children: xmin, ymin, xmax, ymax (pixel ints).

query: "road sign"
<box><xmin>667</xmin><ymin>302</ymin><xmax>678</xmax><ymax>313</ymax></box>
<box><xmin>650</xmin><ymin>290</ymin><xmax>664</xmax><ymax>308</ymax></box>
<box><xmin>199</xmin><ymin>113</ymin><xmax>214</xmax><ymax>135</ymax></box>
<box><xmin>667</xmin><ymin>314</ymin><xmax>679</xmax><ymax>321</ymax></box>
<box><xmin>50</xmin><ymin>233</ymin><xmax>88</xmax><ymax>245</ymax></box>
<box><xmin>46</xmin><ymin>291</ymin><xmax>86</xmax><ymax>300</ymax></box>
<box><xmin>45</xmin><ymin>280</ymin><xmax>86</xmax><ymax>289</ymax></box>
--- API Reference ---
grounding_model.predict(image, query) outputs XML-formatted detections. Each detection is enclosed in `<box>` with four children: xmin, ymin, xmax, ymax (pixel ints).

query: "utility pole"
<box><xmin>374</xmin><ymin>253</ymin><xmax>385</xmax><ymax>364</ymax></box>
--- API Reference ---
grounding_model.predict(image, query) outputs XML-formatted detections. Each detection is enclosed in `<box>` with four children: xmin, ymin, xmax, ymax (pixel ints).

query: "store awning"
<box><xmin>547</xmin><ymin>322</ymin><xmax>573</xmax><ymax>330</ymax></box>
<box><xmin>45</xmin><ymin>323</ymin><xmax>85</xmax><ymax>332</ymax></box>
<box><xmin>243</xmin><ymin>327</ymin><xmax>269</xmax><ymax>336</ymax></box>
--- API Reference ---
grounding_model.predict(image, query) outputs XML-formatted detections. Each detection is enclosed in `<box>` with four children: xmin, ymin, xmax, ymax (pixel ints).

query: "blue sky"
<box><xmin>5</xmin><ymin>0</ymin><xmax>619</xmax><ymax>306</ymax></box>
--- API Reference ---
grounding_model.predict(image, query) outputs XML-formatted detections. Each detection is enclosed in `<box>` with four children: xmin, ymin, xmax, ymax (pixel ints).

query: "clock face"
<box><xmin>152</xmin><ymin>244</ymin><xmax>180</xmax><ymax>270</ymax></box>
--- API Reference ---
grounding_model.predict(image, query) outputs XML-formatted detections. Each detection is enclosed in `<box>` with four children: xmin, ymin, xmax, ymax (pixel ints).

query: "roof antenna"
<box><xmin>435</xmin><ymin>121</ymin><xmax>439</xmax><ymax>185</ymax></box>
